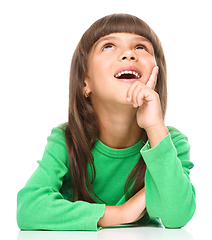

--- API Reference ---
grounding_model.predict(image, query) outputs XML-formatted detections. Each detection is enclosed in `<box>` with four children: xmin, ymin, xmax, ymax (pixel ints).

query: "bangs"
<box><xmin>92</xmin><ymin>14</ymin><xmax>152</xmax><ymax>42</ymax></box>
<box><xmin>81</xmin><ymin>14</ymin><xmax>158</xmax><ymax>54</ymax></box>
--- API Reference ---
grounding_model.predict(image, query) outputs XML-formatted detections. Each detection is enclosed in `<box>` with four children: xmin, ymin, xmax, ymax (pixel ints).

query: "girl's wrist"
<box><xmin>145</xmin><ymin>123</ymin><xmax>169</xmax><ymax>148</ymax></box>
<box><xmin>97</xmin><ymin>205</ymin><xmax>126</xmax><ymax>227</ymax></box>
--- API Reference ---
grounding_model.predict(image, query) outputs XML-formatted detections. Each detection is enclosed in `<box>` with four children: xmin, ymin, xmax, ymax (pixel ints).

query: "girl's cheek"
<box><xmin>153</xmin><ymin>57</ymin><xmax>157</xmax><ymax>66</ymax></box>
<box><xmin>149</xmin><ymin>54</ymin><xmax>157</xmax><ymax>67</ymax></box>
<box><xmin>141</xmin><ymin>59</ymin><xmax>157</xmax><ymax>85</ymax></box>
<box><xmin>142</xmin><ymin>53</ymin><xmax>157</xmax><ymax>68</ymax></box>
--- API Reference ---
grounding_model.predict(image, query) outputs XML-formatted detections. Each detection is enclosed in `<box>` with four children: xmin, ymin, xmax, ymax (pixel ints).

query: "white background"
<box><xmin>1</xmin><ymin>0</ymin><xmax>211</xmax><ymax>239</ymax></box>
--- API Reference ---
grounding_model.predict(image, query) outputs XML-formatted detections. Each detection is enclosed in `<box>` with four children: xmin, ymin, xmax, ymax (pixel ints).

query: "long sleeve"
<box><xmin>17</xmin><ymin>127</ymin><xmax>105</xmax><ymax>231</ymax></box>
<box><xmin>140</xmin><ymin>126</ymin><xmax>196</xmax><ymax>228</ymax></box>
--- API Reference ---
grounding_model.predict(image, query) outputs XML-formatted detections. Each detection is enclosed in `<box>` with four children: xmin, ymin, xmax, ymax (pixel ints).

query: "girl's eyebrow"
<box><xmin>93</xmin><ymin>36</ymin><xmax>117</xmax><ymax>50</ymax></box>
<box><xmin>134</xmin><ymin>36</ymin><xmax>150</xmax><ymax>43</ymax></box>
<box><xmin>94</xmin><ymin>35</ymin><xmax>151</xmax><ymax>50</ymax></box>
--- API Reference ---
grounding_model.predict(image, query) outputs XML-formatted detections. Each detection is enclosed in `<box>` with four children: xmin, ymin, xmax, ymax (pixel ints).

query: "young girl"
<box><xmin>17</xmin><ymin>14</ymin><xmax>196</xmax><ymax>231</ymax></box>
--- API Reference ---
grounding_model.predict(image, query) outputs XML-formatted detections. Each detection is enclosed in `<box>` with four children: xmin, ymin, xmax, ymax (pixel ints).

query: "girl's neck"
<box><xmin>96</xmin><ymin>105</ymin><xmax>143</xmax><ymax>149</ymax></box>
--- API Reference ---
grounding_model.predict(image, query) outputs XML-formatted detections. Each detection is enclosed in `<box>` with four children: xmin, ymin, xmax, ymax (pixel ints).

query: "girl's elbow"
<box><xmin>163</xmin><ymin>219</ymin><xmax>189</xmax><ymax>229</ymax></box>
<box><xmin>17</xmin><ymin>203</ymin><xmax>40</xmax><ymax>230</ymax></box>
<box><xmin>17</xmin><ymin>205</ymin><xmax>29</xmax><ymax>230</ymax></box>
<box><xmin>17</xmin><ymin>190</ymin><xmax>35</xmax><ymax>230</ymax></box>
<box><xmin>162</xmin><ymin>203</ymin><xmax>196</xmax><ymax>229</ymax></box>
<box><xmin>17</xmin><ymin>200</ymin><xmax>33</xmax><ymax>230</ymax></box>
<box><xmin>17</xmin><ymin>215</ymin><xmax>26</xmax><ymax>230</ymax></box>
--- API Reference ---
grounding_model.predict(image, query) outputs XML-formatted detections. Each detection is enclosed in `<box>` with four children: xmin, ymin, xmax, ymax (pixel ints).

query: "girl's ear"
<box><xmin>83</xmin><ymin>78</ymin><xmax>91</xmax><ymax>98</ymax></box>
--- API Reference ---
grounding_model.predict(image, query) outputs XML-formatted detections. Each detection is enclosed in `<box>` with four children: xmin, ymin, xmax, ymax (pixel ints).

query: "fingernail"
<box><xmin>127</xmin><ymin>97</ymin><xmax>131</xmax><ymax>102</ymax></box>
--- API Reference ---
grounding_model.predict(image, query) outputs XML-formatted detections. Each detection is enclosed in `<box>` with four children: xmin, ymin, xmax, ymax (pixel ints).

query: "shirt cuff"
<box><xmin>140</xmin><ymin>133</ymin><xmax>175</xmax><ymax>163</ymax></box>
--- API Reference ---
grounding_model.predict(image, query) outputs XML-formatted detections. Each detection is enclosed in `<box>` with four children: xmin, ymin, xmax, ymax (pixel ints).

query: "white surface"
<box><xmin>9</xmin><ymin>220</ymin><xmax>212</xmax><ymax>240</ymax></box>
<box><xmin>1</xmin><ymin>0</ymin><xmax>211</xmax><ymax>239</ymax></box>
<box><xmin>17</xmin><ymin>227</ymin><xmax>194</xmax><ymax>240</ymax></box>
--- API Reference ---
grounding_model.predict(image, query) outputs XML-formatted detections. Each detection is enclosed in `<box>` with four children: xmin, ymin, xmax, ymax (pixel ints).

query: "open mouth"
<box><xmin>114</xmin><ymin>70</ymin><xmax>141</xmax><ymax>80</ymax></box>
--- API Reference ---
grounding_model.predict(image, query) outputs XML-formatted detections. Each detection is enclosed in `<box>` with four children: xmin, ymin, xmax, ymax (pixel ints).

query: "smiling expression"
<box><xmin>84</xmin><ymin>32</ymin><xmax>157</xmax><ymax>107</ymax></box>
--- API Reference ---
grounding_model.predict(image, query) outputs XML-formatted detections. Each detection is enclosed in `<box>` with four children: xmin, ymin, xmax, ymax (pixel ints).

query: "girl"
<box><xmin>17</xmin><ymin>14</ymin><xmax>196</xmax><ymax>231</ymax></box>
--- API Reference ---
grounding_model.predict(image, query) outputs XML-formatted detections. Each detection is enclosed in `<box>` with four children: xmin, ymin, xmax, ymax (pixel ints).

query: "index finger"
<box><xmin>146</xmin><ymin>66</ymin><xmax>159</xmax><ymax>90</ymax></box>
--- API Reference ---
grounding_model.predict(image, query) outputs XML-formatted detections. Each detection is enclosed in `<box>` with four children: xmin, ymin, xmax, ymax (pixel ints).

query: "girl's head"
<box><xmin>69</xmin><ymin>13</ymin><xmax>167</xmax><ymax>122</ymax></box>
<box><xmin>66</xmin><ymin>14</ymin><xmax>167</xmax><ymax>202</ymax></box>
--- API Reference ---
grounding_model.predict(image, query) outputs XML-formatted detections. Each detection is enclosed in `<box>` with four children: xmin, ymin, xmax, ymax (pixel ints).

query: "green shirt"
<box><xmin>17</xmin><ymin>126</ymin><xmax>196</xmax><ymax>231</ymax></box>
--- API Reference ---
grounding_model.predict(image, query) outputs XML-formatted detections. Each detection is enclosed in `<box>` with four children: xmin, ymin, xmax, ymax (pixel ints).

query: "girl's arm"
<box><xmin>127</xmin><ymin>68</ymin><xmax>196</xmax><ymax>227</ymax></box>
<box><xmin>17</xmin><ymin>128</ymin><xmax>106</xmax><ymax>231</ymax></box>
<box><xmin>98</xmin><ymin>127</ymin><xmax>196</xmax><ymax>229</ymax></box>
<box><xmin>141</xmin><ymin>127</ymin><xmax>196</xmax><ymax>228</ymax></box>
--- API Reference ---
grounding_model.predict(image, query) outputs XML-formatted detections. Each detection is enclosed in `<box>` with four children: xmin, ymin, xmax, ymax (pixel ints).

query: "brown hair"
<box><xmin>64</xmin><ymin>13</ymin><xmax>167</xmax><ymax>202</ymax></box>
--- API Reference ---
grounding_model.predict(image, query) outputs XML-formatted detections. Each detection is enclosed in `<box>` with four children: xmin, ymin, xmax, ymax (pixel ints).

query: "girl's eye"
<box><xmin>102</xmin><ymin>44</ymin><xmax>115</xmax><ymax>51</ymax></box>
<box><xmin>135</xmin><ymin>45</ymin><xmax>148</xmax><ymax>51</ymax></box>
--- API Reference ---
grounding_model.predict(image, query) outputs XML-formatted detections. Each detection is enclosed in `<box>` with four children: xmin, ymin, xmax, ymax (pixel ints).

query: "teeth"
<box><xmin>115</xmin><ymin>70</ymin><xmax>141</xmax><ymax>79</ymax></box>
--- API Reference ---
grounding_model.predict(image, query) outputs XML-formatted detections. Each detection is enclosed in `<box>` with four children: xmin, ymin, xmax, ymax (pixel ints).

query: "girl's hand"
<box><xmin>126</xmin><ymin>66</ymin><xmax>163</xmax><ymax>131</ymax></box>
<box><xmin>127</xmin><ymin>66</ymin><xmax>169</xmax><ymax>148</ymax></box>
<box><xmin>98</xmin><ymin>187</ymin><xmax>146</xmax><ymax>227</ymax></box>
<box><xmin>122</xmin><ymin>187</ymin><xmax>146</xmax><ymax>223</ymax></box>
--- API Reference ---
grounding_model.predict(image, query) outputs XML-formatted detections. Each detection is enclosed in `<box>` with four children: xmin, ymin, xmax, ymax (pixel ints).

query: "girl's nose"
<box><xmin>119</xmin><ymin>50</ymin><xmax>138</xmax><ymax>62</ymax></box>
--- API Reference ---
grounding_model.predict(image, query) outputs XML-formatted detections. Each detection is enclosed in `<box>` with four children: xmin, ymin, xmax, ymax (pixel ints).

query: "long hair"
<box><xmin>64</xmin><ymin>14</ymin><xmax>167</xmax><ymax>202</ymax></box>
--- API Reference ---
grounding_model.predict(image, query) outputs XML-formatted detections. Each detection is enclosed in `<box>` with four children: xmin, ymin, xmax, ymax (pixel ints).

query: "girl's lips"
<box><xmin>116</xmin><ymin>78</ymin><xmax>139</xmax><ymax>83</ymax></box>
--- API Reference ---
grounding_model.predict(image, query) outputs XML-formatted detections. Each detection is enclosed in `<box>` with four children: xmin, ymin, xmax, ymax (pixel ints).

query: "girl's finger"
<box><xmin>136</xmin><ymin>87</ymin><xmax>151</xmax><ymax>106</ymax></box>
<box><xmin>126</xmin><ymin>81</ymin><xmax>140</xmax><ymax>103</ymax></box>
<box><xmin>131</xmin><ymin>84</ymin><xmax>141</xmax><ymax>108</ymax></box>
<box><xmin>132</xmin><ymin>84</ymin><xmax>149</xmax><ymax>108</ymax></box>
<box><xmin>146</xmin><ymin>66</ymin><xmax>159</xmax><ymax>90</ymax></box>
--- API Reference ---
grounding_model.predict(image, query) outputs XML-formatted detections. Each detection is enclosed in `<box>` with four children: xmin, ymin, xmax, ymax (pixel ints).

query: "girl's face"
<box><xmin>84</xmin><ymin>32</ymin><xmax>156</xmax><ymax>108</ymax></box>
